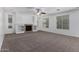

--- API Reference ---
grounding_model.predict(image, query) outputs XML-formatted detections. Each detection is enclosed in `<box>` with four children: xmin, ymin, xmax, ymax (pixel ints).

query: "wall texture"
<box><xmin>0</xmin><ymin>8</ymin><xmax>4</xmax><ymax>50</ymax></box>
<box><xmin>16</xmin><ymin>13</ymin><xmax>33</xmax><ymax>25</ymax></box>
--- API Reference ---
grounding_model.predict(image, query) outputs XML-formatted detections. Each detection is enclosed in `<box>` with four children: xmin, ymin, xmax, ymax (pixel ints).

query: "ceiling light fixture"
<box><xmin>34</xmin><ymin>8</ymin><xmax>46</xmax><ymax>15</ymax></box>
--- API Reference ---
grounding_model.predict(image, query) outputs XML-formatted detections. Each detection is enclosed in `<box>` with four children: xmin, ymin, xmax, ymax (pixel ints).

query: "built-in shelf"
<box><xmin>15</xmin><ymin>24</ymin><xmax>25</xmax><ymax>34</ymax></box>
<box><xmin>15</xmin><ymin>24</ymin><xmax>38</xmax><ymax>34</ymax></box>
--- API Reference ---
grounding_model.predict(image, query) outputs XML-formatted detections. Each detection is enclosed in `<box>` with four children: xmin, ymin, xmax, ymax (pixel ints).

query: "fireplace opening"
<box><xmin>25</xmin><ymin>25</ymin><xmax>32</xmax><ymax>31</ymax></box>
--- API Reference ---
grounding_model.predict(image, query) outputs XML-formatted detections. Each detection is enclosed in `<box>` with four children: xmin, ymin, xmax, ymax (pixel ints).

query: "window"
<box><xmin>57</xmin><ymin>15</ymin><xmax>69</xmax><ymax>29</ymax></box>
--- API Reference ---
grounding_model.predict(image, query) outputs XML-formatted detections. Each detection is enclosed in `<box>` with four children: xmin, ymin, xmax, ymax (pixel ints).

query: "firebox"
<box><xmin>25</xmin><ymin>25</ymin><xmax>32</xmax><ymax>31</ymax></box>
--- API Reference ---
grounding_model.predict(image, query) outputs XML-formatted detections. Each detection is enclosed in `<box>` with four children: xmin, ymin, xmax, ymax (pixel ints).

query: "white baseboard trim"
<box><xmin>0</xmin><ymin>35</ymin><xmax>4</xmax><ymax>50</ymax></box>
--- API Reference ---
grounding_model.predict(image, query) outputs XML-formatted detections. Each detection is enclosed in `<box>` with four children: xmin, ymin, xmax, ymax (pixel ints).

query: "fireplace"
<box><xmin>25</xmin><ymin>25</ymin><xmax>32</xmax><ymax>31</ymax></box>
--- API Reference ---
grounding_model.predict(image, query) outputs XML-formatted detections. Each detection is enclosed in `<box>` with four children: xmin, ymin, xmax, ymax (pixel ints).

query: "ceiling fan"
<box><xmin>34</xmin><ymin>8</ymin><xmax>47</xmax><ymax>15</ymax></box>
<box><xmin>26</xmin><ymin>7</ymin><xmax>47</xmax><ymax>15</ymax></box>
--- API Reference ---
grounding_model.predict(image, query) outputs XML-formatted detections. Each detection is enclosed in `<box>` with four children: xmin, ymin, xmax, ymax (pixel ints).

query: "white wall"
<box><xmin>39</xmin><ymin>10</ymin><xmax>79</xmax><ymax>37</ymax></box>
<box><xmin>16</xmin><ymin>13</ymin><xmax>33</xmax><ymax>25</ymax></box>
<box><xmin>0</xmin><ymin>8</ymin><xmax>4</xmax><ymax>50</ymax></box>
<box><xmin>49</xmin><ymin>10</ymin><xmax>79</xmax><ymax>37</ymax></box>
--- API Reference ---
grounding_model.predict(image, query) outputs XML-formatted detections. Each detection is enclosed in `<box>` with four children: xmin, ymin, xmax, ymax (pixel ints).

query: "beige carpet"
<box><xmin>1</xmin><ymin>31</ymin><xmax>79</xmax><ymax>52</ymax></box>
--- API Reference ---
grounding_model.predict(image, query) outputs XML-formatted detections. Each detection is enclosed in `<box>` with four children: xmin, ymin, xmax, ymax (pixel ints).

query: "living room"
<box><xmin>0</xmin><ymin>7</ymin><xmax>79</xmax><ymax>52</ymax></box>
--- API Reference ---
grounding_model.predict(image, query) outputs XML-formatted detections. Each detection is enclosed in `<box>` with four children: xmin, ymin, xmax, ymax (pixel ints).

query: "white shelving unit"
<box><xmin>15</xmin><ymin>24</ymin><xmax>25</xmax><ymax>34</ymax></box>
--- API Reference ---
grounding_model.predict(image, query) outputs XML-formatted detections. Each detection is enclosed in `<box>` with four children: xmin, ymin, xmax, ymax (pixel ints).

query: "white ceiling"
<box><xmin>34</xmin><ymin>7</ymin><xmax>78</xmax><ymax>14</ymax></box>
<box><xmin>4</xmin><ymin>7</ymin><xmax>33</xmax><ymax>14</ymax></box>
<box><xmin>4</xmin><ymin>7</ymin><xmax>78</xmax><ymax>14</ymax></box>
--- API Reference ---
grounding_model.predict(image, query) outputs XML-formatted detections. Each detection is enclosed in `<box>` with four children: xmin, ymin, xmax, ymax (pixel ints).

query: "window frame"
<box><xmin>56</xmin><ymin>15</ymin><xmax>69</xmax><ymax>30</ymax></box>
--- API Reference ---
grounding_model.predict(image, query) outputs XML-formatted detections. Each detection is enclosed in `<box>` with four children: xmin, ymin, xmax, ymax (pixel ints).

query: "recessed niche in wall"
<box><xmin>20</xmin><ymin>26</ymin><xmax>25</xmax><ymax>31</ymax></box>
<box><xmin>8</xmin><ymin>25</ymin><xmax>12</xmax><ymax>28</ymax></box>
<box><xmin>15</xmin><ymin>25</ymin><xmax>25</xmax><ymax>34</ymax></box>
<box><xmin>43</xmin><ymin>17</ymin><xmax>49</xmax><ymax>28</ymax></box>
<box><xmin>8</xmin><ymin>15</ymin><xmax>12</xmax><ymax>24</ymax></box>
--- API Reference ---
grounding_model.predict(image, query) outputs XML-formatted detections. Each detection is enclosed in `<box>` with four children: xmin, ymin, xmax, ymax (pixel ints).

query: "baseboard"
<box><xmin>39</xmin><ymin>30</ymin><xmax>79</xmax><ymax>38</ymax></box>
<box><xmin>0</xmin><ymin>35</ymin><xmax>4</xmax><ymax>50</ymax></box>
